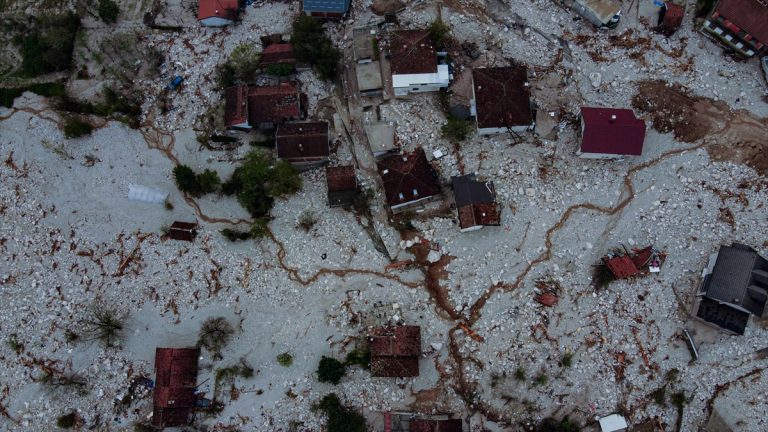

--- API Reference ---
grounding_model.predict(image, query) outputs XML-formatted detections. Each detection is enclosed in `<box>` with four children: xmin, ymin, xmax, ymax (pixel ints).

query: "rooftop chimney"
<box><xmin>610</xmin><ymin>114</ymin><xmax>617</xmax><ymax>123</ymax></box>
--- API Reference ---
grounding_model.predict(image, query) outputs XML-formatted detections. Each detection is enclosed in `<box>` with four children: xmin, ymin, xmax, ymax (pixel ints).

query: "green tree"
<box><xmin>316</xmin><ymin>394</ymin><xmax>366</xmax><ymax>432</ymax></box>
<box><xmin>291</xmin><ymin>16</ymin><xmax>341</xmax><ymax>80</ymax></box>
<box><xmin>16</xmin><ymin>13</ymin><xmax>81</xmax><ymax>77</ymax></box>
<box><xmin>97</xmin><ymin>0</ymin><xmax>120</xmax><ymax>24</ymax></box>
<box><xmin>229</xmin><ymin>43</ymin><xmax>261</xmax><ymax>82</ymax></box>
<box><xmin>428</xmin><ymin>20</ymin><xmax>451</xmax><ymax>48</ymax></box>
<box><xmin>316</xmin><ymin>356</ymin><xmax>346</xmax><ymax>384</ymax></box>
<box><xmin>197</xmin><ymin>169</ymin><xmax>221</xmax><ymax>194</ymax></box>
<box><xmin>224</xmin><ymin>150</ymin><xmax>301</xmax><ymax>218</ymax></box>
<box><xmin>173</xmin><ymin>165</ymin><xmax>201</xmax><ymax>196</ymax></box>
<box><xmin>441</xmin><ymin>116</ymin><xmax>471</xmax><ymax>141</ymax></box>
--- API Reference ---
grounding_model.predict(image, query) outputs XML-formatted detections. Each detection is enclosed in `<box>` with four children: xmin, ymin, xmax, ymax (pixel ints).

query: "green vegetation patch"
<box><xmin>316</xmin><ymin>356</ymin><xmax>346</xmax><ymax>385</ymax></box>
<box><xmin>315</xmin><ymin>393</ymin><xmax>366</xmax><ymax>432</ymax></box>
<box><xmin>13</xmin><ymin>13</ymin><xmax>81</xmax><ymax>77</ymax></box>
<box><xmin>291</xmin><ymin>16</ymin><xmax>341</xmax><ymax>80</ymax></box>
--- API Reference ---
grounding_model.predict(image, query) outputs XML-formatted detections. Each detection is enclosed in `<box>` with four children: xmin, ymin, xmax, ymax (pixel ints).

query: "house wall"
<box><xmin>701</xmin><ymin>16</ymin><xmax>763</xmax><ymax>57</ymax></box>
<box><xmin>576</xmin><ymin>151</ymin><xmax>625</xmax><ymax>159</ymax></box>
<box><xmin>390</xmin><ymin>195</ymin><xmax>435</xmax><ymax>213</ymax></box>
<box><xmin>392</xmin><ymin>66</ymin><xmax>450</xmax><ymax>97</ymax></box>
<box><xmin>393</xmin><ymin>81</ymin><xmax>448</xmax><ymax>96</ymax></box>
<box><xmin>477</xmin><ymin>124</ymin><xmax>534</xmax><ymax>136</ymax></box>
<box><xmin>459</xmin><ymin>225</ymin><xmax>483</xmax><ymax>233</ymax></box>
<box><xmin>200</xmin><ymin>16</ymin><xmax>234</xmax><ymax>27</ymax></box>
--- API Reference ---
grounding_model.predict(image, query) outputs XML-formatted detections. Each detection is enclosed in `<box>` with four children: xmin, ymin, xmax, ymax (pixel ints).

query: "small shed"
<box><xmin>169</xmin><ymin>221</ymin><xmax>198</xmax><ymax>242</ymax></box>
<box><xmin>152</xmin><ymin>348</ymin><xmax>200</xmax><ymax>429</ymax></box>
<box><xmin>326</xmin><ymin>165</ymin><xmax>358</xmax><ymax>207</ymax></box>
<box><xmin>658</xmin><ymin>3</ymin><xmax>684</xmax><ymax>36</ymax></box>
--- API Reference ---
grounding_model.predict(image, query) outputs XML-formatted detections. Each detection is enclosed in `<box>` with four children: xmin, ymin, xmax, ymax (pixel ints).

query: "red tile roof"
<box><xmin>248</xmin><ymin>83</ymin><xmax>301</xmax><ymax>123</ymax></box>
<box><xmin>261</xmin><ymin>43</ymin><xmax>296</xmax><ymax>66</ymax></box>
<box><xmin>714</xmin><ymin>0</ymin><xmax>768</xmax><ymax>45</ymax></box>
<box><xmin>326</xmin><ymin>165</ymin><xmax>357</xmax><ymax>192</ymax></box>
<box><xmin>661</xmin><ymin>3</ymin><xmax>685</xmax><ymax>30</ymax></box>
<box><xmin>224</xmin><ymin>85</ymin><xmax>248</xmax><ymax>127</ymax></box>
<box><xmin>458</xmin><ymin>203</ymin><xmax>501</xmax><ymax>230</ymax></box>
<box><xmin>369</xmin><ymin>325</ymin><xmax>421</xmax><ymax>377</ymax></box>
<box><xmin>580</xmin><ymin>107</ymin><xmax>646</xmax><ymax>156</ymax></box>
<box><xmin>377</xmin><ymin>148</ymin><xmax>440</xmax><ymax>207</ymax></box>
<box><xmin>276</xmin><ymin>122</ymin><xmax>329</xmax><ymax>161</ymax></box>
<box><xmin>390</xmin><ymin>30</ymin><xmax>438</xmax><ymax>75</ymax></box>
<box><xmin>153</xmin><ymin>348</ymin><xmax>199</xmax><ymax>428</ymax></box>
<box><xmin>603</xmin><ymin>255</ymin><xmax>640</xmax><ymax>279</ymax></box>
<box><xmin>197</xmin><ymin>0</ymin><xmax>239</xmax><ymax>21</ymax></box>
<box><xmin>472</xmin><ymin>66</ymin><xmax>533</xmax><ymax>129</ymax></box>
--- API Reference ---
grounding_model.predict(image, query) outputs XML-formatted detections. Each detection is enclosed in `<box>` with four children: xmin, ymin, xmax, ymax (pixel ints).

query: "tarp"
<box><xmin>128</xmin><ymin>184</ymin><xmax>168</xmax><ymax>204</ymax></box>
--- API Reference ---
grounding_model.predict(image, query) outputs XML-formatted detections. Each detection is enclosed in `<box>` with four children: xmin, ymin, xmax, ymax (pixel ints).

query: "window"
<box><xmin>735</xmin><ymin>42</ymin><xmax>743</xmax><ymax>49</ymax></box>
<box><xmin>725</xmin><ymin>34</ymin><xmax>733</xmax><ymax>41</ymax></box>
<box><xmin>714</xmin><ymin>27</ymin><xmax>723</xmax><ymax>34</ymax></box>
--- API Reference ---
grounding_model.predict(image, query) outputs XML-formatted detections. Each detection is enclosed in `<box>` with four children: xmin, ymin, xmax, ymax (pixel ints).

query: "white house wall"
<box><xmin>200</xmin><ymin>16</ymin><xmax>234</xmax><ymax>27</ymax></box>
<box><xmin>477</xmin><ymin>124</ymin><xmax>534</xmax><ymax>136</ymax></box>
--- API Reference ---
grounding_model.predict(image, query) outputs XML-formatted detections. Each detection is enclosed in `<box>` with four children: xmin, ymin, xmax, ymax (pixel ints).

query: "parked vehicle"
<box><xmin>572</xmin><ymin>0</ymin><xmax>622</xmax><ymax>29</ymax></box>
<box><xmin>167</xmin><ymin>75</ymin><xmax>184</xmax><ymax>90</ymax></box>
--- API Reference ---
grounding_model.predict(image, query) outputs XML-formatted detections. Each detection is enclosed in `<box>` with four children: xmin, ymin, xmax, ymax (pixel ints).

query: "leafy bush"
<box><xmin>97</xmin><ymin>0</ymin><xmax>120</xmax><ymax>24</ymax></box>
<box><xmin>277</xmin><ymin>352</ymin><xmax>294</xmax><ymax>367</ymax></box>
<box><xmin>316</xmin><ymin>356</ymin><xmax>346</xmax><ymax>384</ymax></box>
<box><xmin>224</xmin><ymin>150</ymin><xmax>301</xmax><ymax>218</ymax></box>
<box><xmin>249</xmin><ymin>218</ymin><xmax>270</xmax><ymax>238</ymax></box>
<box><xmin>441</xmin><ymin>116</ymin><xmax>471</xmax><ymax>141</ymax></box>
<box><xmin>229</xmin><ymin>43</ymin><xmax>261</xmax><ymax>82</ymax></box>
<box><xmin>514</xmin><ymin>367</ymin><xmax>526</xmax><ymax>381</ymax></box>
<box><xmin>6</xmin><ymin>333</ymin><xmax>23</xmax><ymax>355</ymax></box>
<box><xmin>0</xmin><ymin>82</ymin><xmax>67</xmax><ymax>108</ymax></box>
<box><xmin>344</xmin><ymin>347</ymin><xmax>370</xmax><ymax>369</ymax></box>
<box><xmin>220</xmin><ymin>228</ymin><xmax>253</xmax><ymax>241</ymax></box>
<box><xmin>81</xmin><ymin>306</ymin><xmax>125</xmax><ymax>348</ymax></box>
<box><xmin>560</xmin><ymin>352</ymin><xmax>573</xmax><ymax>368</ymax></box>
<box><xmin>63</xmin><ymin>117</ymin><xmax>94</xmax><ymax>139</ymax></box>
<box><xmin>537</xmin><ymin>417</ymin><xmax>579</xmax><ymax>432</ymax></box>
<box><xmin>14</xmin><ymin>13</ymin><xmax>81</xmax><ymax>77</ymax></box>
<box><xmin>265</xmin><ymin>63</ymin><xmax>294</xmax><ymax>76</ymax></box>
<box><xmin>297</xmin><ymin>210</ymin><xmax>317</xmax><ymax>232</ymax></box>
<box><xmin>428</xmin><ymin>20</ymin><xmax>451</xmax><ymax>48</ymax></box>
<box><xmin>56</xmin><ymin>412</ymin><xmax>77</xmax><ymax>428</ymax></box>
<box><xmin>173</xmin><ymin>165</ymin><xmax>220</xmax><ymax>197</ymax></box>
<box><xmin>316</xmin><ymin>393</ymin><xmax>366</xmax><ymax>432</ymax></box>
<box><xmin>291</xmin><ymin>16</ymin><xmax>341</xmax><ymax>80</ymax></box>
<box><xmin>198</xmin><ymin>317</ymin><xmax>234</xmax><ymax>354</ymax></box>
<box><xmin>197</xmin><ymin>169</ymin><xmax>221</xmax><ymax>194</ymax></box>
<box><xmin>533</xmin><ymin>372</ymin><xmax>548</xmax><ymax>386</ymax></box>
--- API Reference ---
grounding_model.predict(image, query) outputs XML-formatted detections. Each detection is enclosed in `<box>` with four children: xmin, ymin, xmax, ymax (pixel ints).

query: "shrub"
<box><xmin>38</xmin><ymin>370</ymin><xmax>88</xmax><ymax>395</ymax></box>
<box><xmin>198</xmin><ymin>317</ymin><xmax>234</xmax><ymax>354</ymax></box>
<box><xmin>316</xmin><ymin>356</ymin><xmax>346</xmax><ymax>384</ymax></box>
<box><xmin>173</xmin><ymin>165</ymin><xmax>200</xmax><ymax>196</ymax></box>
<box><xmin>292</xmin><ymin>16</ymin><xmax>341</xmax><ymax>80</ymax></box>
<box><xmin>265</xmin><ymin>63</ymin><xmax>294</xmax><ymax>76</ymax></box>
<box><xmin>15</xmin><ymin>13</ymin><xmax>81</xmax><ymax>77</ymax></box>
<box><xmin>7</xmin><ymin>333</ymin><xmax>23</xmax><ymax>355</ymax></box>
<box><xmin>560</xmin><ymin>352</ymin><xmax>573</xmax><ymax>368</ymax></box>
<box><xmin>514</xmin><ymin>367</ymin><xmax>526</xmax><ymax>381</ymax></box>
<box><xmin>63</xmin><ymin>117</ymin><xmax>93</xmax><ymax>139</ymax></box>
<box><xmin>249</xmin><ymin>218</ymin><xmax>270</xmax><ymax>238</ymax></box>
<box><xmin>344</xmin><ymin>347</ymin><xmax>370</xmax><ymax>369</ymax></box>
<box><xmin>97</xmin><ymin>0</ymin><xmax>120</xmax><ymax>24</ymax></box>
<box><xmin>533</xmin><ymin>372</ymin><xmax>548</xmax><ymax>386</ymax></box>
<box><xmin>652</xmin><ymin>386</ymin><xmax>666</xmax><ymax>406</ymax></box>
<box><xmin>316</xmin><ymin>393</ymin><xmax>366</xmax><ymax>432</ymax></box>
<box><xmin>591</xmin><ymin>264</ymin><xmax>614</xmax><ymax>291</ymax></box>
<box><xmin>216</xmin><ymin>62</ymin><xmax>236</xmax><ymax>88</ymax></box>
<box><xmin>229</xmin><ymin>43</ymin><xmax>261</xmax><ymax>82</ymax></box>
<box><xmin>671</xmin><ymin>391</ymin><xmax>687</xmax><ymax>409</ymax></box>
<box><xmin>428</xmin><ymin>20</ymin><xmax>451</xmax><ymax>48</ymax></box>
<box><xmin>297</xmin><ymin>210</ymin><xmax>317</xmax><ymax>232</ymax></box>
<box><xmin>82</xmin><ymin>306</ymin><xmax>125</xmax><ymax>348</ymax></box>
<box><xmin>197</xmin><ymin>169</ymin><xmax>221</xmax><ymax>194</ymax></box>
<box><xmin>224</xmin><ymin>150</ymin><xmax>301</xmax><ymax>218</ymax></box>
<box><xmin>56</xmin><ymin>412</ymin><xmax>77</xmax><ymax>428</ymax></box>
<box><xmin>215</xmin><ymin>364</ymin><xmax>254</xmax><ymax>384</ymax></box>
<box><xmin>220</xmin><ymin>228</ymin><xmax>252</xmax><ymax>241</ymax></box>
<box><xmin>441</xmin><ymin>116</ymin><xmax>471</xmax><ymax>141</ymax></box>
<box><xmin>277</xmin><ymin>352</ymin><xmax>294</xmax><ymax>367</ymax></box>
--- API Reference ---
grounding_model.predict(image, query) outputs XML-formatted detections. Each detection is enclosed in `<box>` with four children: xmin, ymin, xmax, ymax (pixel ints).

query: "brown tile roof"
<box><xmin>390</xmin><ymin>30</ymin><xmax>438</xmax><ymax>75</ymax></box>
<box><xmin>326</xmin><ymin>165</ymin><xmax>357</xmax><ymax>192</ymax></box>
<box><xmin>261</xmin><ymin>43</ymin><xmax>295</xmax><ymax>66</ymax></box>
<box><xmin>224</xmin><ymin>85</ymin><xmax>248</xmax><ymax>127</ymax></box>
<box><xmin>377</xmin><ymin>148</ymin><xmax>440</xmax><ymax>207</ymax></box>
<box><xmin>714</xmin><ymin>0</ymin><xmax>768</xmax><ymax>45</ymax></box>
<box><xmin>276</xmin><ymin>121</ymin><xmax>329</xmax><ymax>161</ymax></box>
<box><xmin>472</xmin><ymin>66</ymin><xmax>533</xmax><ymax>129</ymax></box>
<box><xmin>153</xmin><ymin>348</ymin><xmax>199</xmax><ymax>428</ymax></box>
<box><xmin>369</xmin><ymin>326</ymin><xmax>420</xmax><ymax>377</ymax></box>
<box><xmin>247</xmin><ymin>82</ymin><xmax>301</xmax><ymax>125</ymax></box>
<box><xmin>458</xmin><ymin>203</ymin><xmax>501</xmax><ymax>230</ymax></box>
<box><xmin>411</xmin><ymin>419</ymin><xmax>463</xmax><ymax>432</ymax></box>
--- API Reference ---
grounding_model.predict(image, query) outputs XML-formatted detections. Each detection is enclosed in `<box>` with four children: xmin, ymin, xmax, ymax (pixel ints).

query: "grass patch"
<box><xmin>441</xmin><ymin>116</ymin><xmax>471</xmax><ymax>141</ymax></box>
<box><xmin>533</xmin><ymin>372</ymin><xmax>549</xmax><ymax>386</ymax></box>
<box><xmin>297</xmin><ymin>210</ymin><xmax>317</xmax><ymax>232</ymax></box>
<box><xmin>6</xmin><ymin>333</ymin><xmax>23</xmax><ymax>355</ymax></box>
<box><xmin>560</xmin><ymin>352</ymin><xmax>573</xmax><ymax>368</ymax></box>
<box><xmin>13</xmin><ymin>13</ymin><xmax>81</xmax><ymax>77</ymax></box>
<box><xmin>514</xmin><ymin>367</ymin><xmax>526</xmax><ymax>381</ymax></box>
<box><xmin>277</xmin><ymin>352</ymin><xmax>294</xmax><ymax>367</ymax></box>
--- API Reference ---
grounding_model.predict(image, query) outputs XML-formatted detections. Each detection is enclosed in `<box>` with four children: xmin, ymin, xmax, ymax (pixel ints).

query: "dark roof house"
<box><xmin>471</xmin><ymin>66</ymin><xmax>534</xmax><ymax>135</ymax></box>
<box><xmin>168</xmin><ymin>221</ymin><xmax>198</xmax><ymax>242</ymax></box>
<box><xmin>377</xmin><ymin>148</ymin><xmax>440</xmax><ymax>212</ymax></box>
<box><xmin>326</xmin><ymin>165</ymin><xmax>357</xmax><ymax>207</ymax></box>
<box><xmin>702</xmin><ymin>0</ymin><xmax>768</xmax><ymax>57</ymax></box>
<box><xmin>578</xmin><ymin>107</ymin><xmax>646</xmax><ymax>158</ymax></box>
<box><xmin>261</xmin><ymin>43</ymin><xmax>295</xmax><ymax>68</ymax></box>
<box><xmin>369</xmin><ymin>325</ymin><xmax>421</xmax><ymax>377</ymax></box>
<box><xmin>152</xmin><ymin>348</ymin><xmax>200</xmax><ymax>429</ymax></box>
<box><xmin>224</xmin><ymin>83</ymin><xmax>304</xmax><ymax>129</ymax></box>
<box><xmin>275</xmin><ymin>121</ymin><xmax>329</xmax><ymax>169</ymax></box>
<box><xmin>452</xmin><ymin>174</ymin><xmax>501</xmax><ymax>232</ymax></box>
<box><xmin>198</xmin><ymin>0</ymin><xmax>239</xmax><ymax>26</ymax></box>
<box><xmin>694</xmin><ymin>243</ymin><xmax>768</xmax><ymax>335</ymax></box>
<box><xmin>390</xmin><ymin>30</ymin><xmax>450</xmax><ymax>97</ymax></box>
<box><xmin>303</xmin><ymin>0</ymin><xmax>351</xmax><ymax>18</ymax></box>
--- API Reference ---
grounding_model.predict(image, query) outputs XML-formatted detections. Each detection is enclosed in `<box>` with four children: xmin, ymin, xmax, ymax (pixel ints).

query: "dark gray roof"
<box><xmin>701</xmin><ymin>243</ymin><xmax>768</xmax><ymax>317</ymax></box>
<box><xmin>452</xmin><ymin>174</ymin><xmax>496</xmax><ymax>208</ymax></box>
<box><xmin>696</xmin><ymin>297</ymin><xmax>751</xmax><ymax>335</ymax></box>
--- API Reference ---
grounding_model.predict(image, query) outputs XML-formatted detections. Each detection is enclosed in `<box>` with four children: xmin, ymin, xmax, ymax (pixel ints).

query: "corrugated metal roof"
<box><xmin>303</xmin><ymin>0</ymin><xmax>350</xmax><ymax>13</ymax></box>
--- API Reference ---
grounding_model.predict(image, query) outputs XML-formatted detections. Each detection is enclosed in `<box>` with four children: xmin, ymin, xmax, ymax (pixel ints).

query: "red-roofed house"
<box><xmin>578</xmin><ymin>107</ymin><xmax>646</xmax><ymax>158</ymax></box>
<box><xmin>657</xmin><ymin>2</ymin><xmax>685</xmax><ymax>36</ymax></box>
<box><xmin>702</xmin><ymin>0</ymin><xmax>768</xmax><ymax>57</ymax></box>
<box><xmin>261</xmin><ymin>43</ymin><xmax>296</xmax><ymax>69</ymax></box>
<box><xmin>452</xmin><ymin>174</ymin><xmax>501</xmax><ymax>232</ymax></box>
<box><xmin>224</xmin><ymin>82</ymin><xmax>305</xmax><ymax>130</ymax></box>
<box><xmin>326</xmin><ymin>165</ymin><xmax>358</xmax><ymax>207</ymax></box>
<box><xmin>369</xmin><ymin>326</ymin><xmax>421</xmax><ymax>377</ymax></box>
<box><xmin>377</xmin><ymin>148</ymin><xmax>440</xmax><ymax>212</ymax></box>
<box><xmin>390</xmin><ymin>30</ymin><xmax>451</xmax><ymax>97</ymax></box>
<box><xmin>152</xmin><ymin>348</ymin><xmax>199</xmax><ymax>429</ymax></box>
<box><xmin>275</xmin><ymin>121</ymin><xmax>329</xmax><ymax>169</ymax></box>
<box><xmin>471</xmin><ymin>66</ymin><xmax>534</xmax><ymax>135</ymax></box>
<box><xmin>198</xmin><ymin>0</ymin><xmax>239</xmax><ymax>27</ymax></box>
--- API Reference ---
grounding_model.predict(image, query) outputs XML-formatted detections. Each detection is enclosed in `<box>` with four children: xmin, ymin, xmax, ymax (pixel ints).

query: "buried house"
<box><xmin>377</xmin><ymin>147</ymin><xmax>440</xmax><ymax>212</ymax></box>
<box><xmin>224</xmin><ymin>82</ymin><xmax>305</xmax><ymax>130</ymax></box>
<box><xmin>451</xmin><ymin>174</ymin><xmax>501</xmax><ymax>232</ymax></box>
<box><xmin>577</xmin><ymin>107</ymin><xmax>646</xmax><ymax>158</ymax></box>
<box><xmin>197</xmin><ymin>0</ymin><xmax>239</xmax><ymax>26</ymax></box>
<box><xmin>152</xmin><ymin>348</ymin><xmax>200</xmax><ymax>429</ymax></box>
<box><xmin>326</xmin><ymin>165</ymin><xmax>358</xmax><ymax>207</ymax></box>
<box><xmin>693</xmin><ymin>243</ymin><xmax>768</xmax><ymax>335</ymax></box>
<box><xmin>389</xmin><ymin>30</ymin><xmax>451</xmax><ymax>97</ymax></box>
<box><xmin>471</xmin><ymin>65</ymin><xmax>535</xmax><ymax>135</ymax></box>
<box><xmin>369</xmin><ymin>325</ymin><xmax>421</xmax><ymax>377</ymax></box>
<box><xmin>275</xmin><ymin>121</ymin><xmax>330</xmax><ymax>170</ymax></box>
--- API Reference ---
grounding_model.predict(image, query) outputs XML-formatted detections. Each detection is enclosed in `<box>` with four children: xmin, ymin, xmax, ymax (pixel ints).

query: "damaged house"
<box><xmin>471</xmin><ymin>65</ymin><xmax>535</xmax><ymax>135</ymax></box>
<box><xmin>452</xmin><ymin>174</ymin><xmax>501</xmax><ymax>232</ymax></box>
<box><xmin>702</xmin><ymin>0</ymin><xmax>768</xmax><ymax>57</ymax></box>
<box><xmin>326</xmin><ymin>165</ymin><xmax>358</xmax><ymax>207</ymax></box>
<box><xmin>577</xmin><ymin>107</ymin><xmax>646</xmax><ymax>158</ymax></box>
<box><xmin>260</xmin><ymin>43</ymin><xmax>296</xmax><ymax>71</ymax></box>
<box><xmin>152</xmin><ymin>348</ymin><xmax>200</xmax><ymax>429</ymax></box>
<box><xmin>303</xmin><ymin>0</ymin><xmax>350</xmax><ymax>18</ymax></box>
<box><xmin>369</xmin><ymin>325</ymin><xmax>421</xmax><ymax>377</ymax></box>
<box><xmin>224</xmin><ymin>82</ymin><xmax>305</xmax><ymax>130</ymax></box>
<box><xmin>275</xmin><ymin>121</ymin><xmax>329</xmax><ymax>170</ymax></box>
<box><xmin>390</xmin><ymin>30</ymin><xmax>451</xmax><ymax>97</ymax></box>
<box><xmin>693</xmin><ymin>243</ymin><xmax>768</xmax><ymax>335</ymax></box>
<box><xmin>197</xmin><ymin>0</ymin><xmax>239</xmax><ymax>27</ymax></box>
<box><xmin>377</xmin><ymin>147</ymin><xmax>440</xmax><ymax>212</ymax></box>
